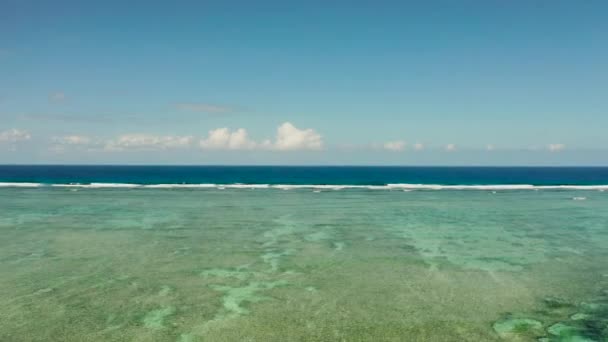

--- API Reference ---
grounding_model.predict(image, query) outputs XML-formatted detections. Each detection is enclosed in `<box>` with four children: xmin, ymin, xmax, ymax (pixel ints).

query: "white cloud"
<box><xmin>413</xmin><ymin>143</ymin><xmax>424</xmax><ymax>151</ymax></box>
<box><xmin>53</xmin><ymin>135</ymin><xmax>92</xmax><ymax>145</ymax></box>
<box><xmin>199</xmin><ymin>122</ymin><xmax>323</xmax><ymax>152</ymax></box>
<box><xmin>50</xmin><ymin>92</ymin><xmax>66</xmax><ymax>103</ymax></box>
<box><xmin>383</xmin><ymin>140</ymin><xmax>406</xmax><ymax>152</ymax></box>
<box><xmin>200</xmin><ymin>128</ymin><xmax>256</xmax><ymax>150</ymax></box>
<box><xmin>0</xmin><ymin>129</ymin><xmax>31</xmax><ymax>143</ymax></box>
<box><xmin>445</xmin><ymin>144</ymin><xmax>456</xmax><ymax>152</ymax></box>
<box><xmin>105</xmin><ymin>134</ymin><xmax>194</xmax><ymax>151</ymax></box>
<box><xmin>548</xmin><ymin>143</ymin><xmax>565</xmax><ymax>152</ymax></box>
<box><xmin>176</xmin><ymin>103</ymin><xmax>231</xmax><ymax>113</ymax></box>
<box><xmin>50</xmin><ymin>135</ymin><xmax>96</xmax><ymax>153</ymax></box>
<box><xmin>273</xmin><ymin>122</ymin><xmax>323</xmax><ymax>151</ymax></box>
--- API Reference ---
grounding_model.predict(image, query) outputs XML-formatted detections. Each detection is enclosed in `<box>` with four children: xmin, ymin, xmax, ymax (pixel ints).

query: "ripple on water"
<box><xmin>305</xmin><ymin>231</ymin><xmax>331</xmax><ymax>242</ymax></box>
<box><xmin>201</xmin><ymin>268</ymin><xmax>252</xmax><ymax>281</ymax></box>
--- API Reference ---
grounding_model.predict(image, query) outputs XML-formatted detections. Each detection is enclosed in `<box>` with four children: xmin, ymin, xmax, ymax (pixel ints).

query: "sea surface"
<box><xmin>1</xmin><ymin>166</ymin><xmax>608</xmax><ymax>341</ymax></box>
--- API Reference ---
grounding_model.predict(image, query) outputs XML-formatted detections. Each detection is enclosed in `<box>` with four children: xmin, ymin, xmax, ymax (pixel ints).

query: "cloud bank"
<box><xmin>548</xmin><ymin>143</ymin><xmax>566</xmax><ymax>152</ymax></box>
<box><xmin>53</xmin><ymin>135</ymin><xmax>92</xmax><ymax>145</ymax></box>
<box><xmin>30</xmin><ymin>124</ymin><xmax>581</xmax><ymax>158</ymax></box>
<box><xmin>200</xmin><ymin>128</ymin><xmax>256</xmax><ymax>150</ymax></box>
<box><xmin>383</xmin><ymin>140</ymin><xmax>406</xmax><ymax>152</ymax></box>
<box><xmin>105</xmin><ymin>134</ymin><xmax>194</xmax><ymax>151</ymax></box>
<box><xmin>0</xmin><ymin>129</ymin><xmax>31</xmax><ymax>143</ymax></box>
<box><xmin>45</xmin><ymin>122</ymin><xmax>323</xmax><ymax>154</ymax></box>
<box><xmin>199</xmin><ymin>122</ymin><xmax>323</xmax><ymax>151</ymax></box>
<box><xmin>445</xmin><ymin>144</ymin><xmax>456</xmax><ymax>152</ymax></box>
<box><xmin>273</xmin><ymin>122</ymin><xmax>323</xmax><ymax>151</ymax></box>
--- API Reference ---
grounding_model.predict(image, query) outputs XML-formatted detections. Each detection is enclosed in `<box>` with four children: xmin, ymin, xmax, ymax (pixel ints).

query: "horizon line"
<box><xmin>1</xmin><ymin>164</ymin><xmax>608</xmax><ymax>168</ymax></box>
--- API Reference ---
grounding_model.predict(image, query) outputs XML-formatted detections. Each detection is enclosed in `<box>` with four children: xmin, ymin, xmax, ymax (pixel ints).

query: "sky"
<box><xmin>1</xmin><ymin>1</ymin><xmax>607</xmax><ymax>165</ymax></box>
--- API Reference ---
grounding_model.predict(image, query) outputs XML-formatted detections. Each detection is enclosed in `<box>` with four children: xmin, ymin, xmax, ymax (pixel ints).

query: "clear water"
<box><xmin>1</xmin><ymin>185</ymin><xmax>608</xmax><ymax>341</ymax></box>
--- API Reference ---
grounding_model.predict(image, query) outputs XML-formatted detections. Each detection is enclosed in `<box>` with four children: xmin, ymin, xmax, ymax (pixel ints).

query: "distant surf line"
<box><xmin>1</xmin><ymin>182</ymin><xmax>608</xmax><ymax>191</ymax></box>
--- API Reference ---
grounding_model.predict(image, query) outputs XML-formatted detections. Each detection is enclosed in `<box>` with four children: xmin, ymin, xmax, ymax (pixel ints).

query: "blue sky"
<box><xmin>1</xmin><ymin>1</ymin><xmax>607</xmax><ymax>165</ymax></box>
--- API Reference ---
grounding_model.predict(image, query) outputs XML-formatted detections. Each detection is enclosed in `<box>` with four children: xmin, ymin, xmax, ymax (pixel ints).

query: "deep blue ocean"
<box><xmin>1</xmin><ymin>165</ymin><xmax>608</xmax><ymax>187</ymax></box>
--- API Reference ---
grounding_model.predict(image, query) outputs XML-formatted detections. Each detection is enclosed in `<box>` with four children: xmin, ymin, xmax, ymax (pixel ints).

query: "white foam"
<box><xmin>387</xmin><ymin>184</ymin><xmax>538</xmax><ymax>190</ymax></box>
<box><xmin>273</xmin><ymin>185</ymin><xmax>316</xmax><ymax>190</ymax></box>
<box><xmin>539</xmin><ymin>185</ymin><xmax>608</xmax><ymax>190</ymax></box>
<box><xmin>143</xmin><ymin>184</ymin><xmax>216</xmax><ymax>189</ymax></box>
<box><xmin>572</xmin><ymin>197</ymin><xmax>587</xmax><ymax>201</ymax></box>
<box><xmin>225</xmin><ymin>184</ymin><xmax>270</xmax><ymax>189</ymax></box>
<box><xmin>0</xmin><ymin>182</ymin><xmax>42</xmax><ymax>187</ymax></box>
<box><xmin>386</xmin><ymin>184</ymin><xmax>608</xmax><ymax>191</ymax></box>
<box><xmin>53</xmin><ymin>183</ymin><xmax>140</xmax><ymax>188</ymax></box>
<box><xmin>314</xmin><ymin>185</ymin><xmax>349</xmax><ymax>190</ymax></box>
<box><xmin>272</xmin><ymin>184</ymin><xmax>345</xmax><ymax>190</ymax></box>
<box><xmin>51</xmin><ymin>184</ymin><xmax>86</xmax><ymax>188</ymax></box>
<box><xmin>1</xmin><ymin>182</ymin><xmax>608</xmax><ymax>191</ymax></box>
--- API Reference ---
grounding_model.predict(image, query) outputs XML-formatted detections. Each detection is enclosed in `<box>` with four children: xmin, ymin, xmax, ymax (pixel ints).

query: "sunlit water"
<box><xmin>1</xmin><ymin>187</ymin><xmax>607</xmax><ymax>341</ymax></box>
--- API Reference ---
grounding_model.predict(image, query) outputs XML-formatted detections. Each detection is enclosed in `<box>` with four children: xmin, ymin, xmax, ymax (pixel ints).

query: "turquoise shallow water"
<box><xmin>1</xmin><ymin>187</ymin><xmax>608</xmax><ymax>341</ymax></box>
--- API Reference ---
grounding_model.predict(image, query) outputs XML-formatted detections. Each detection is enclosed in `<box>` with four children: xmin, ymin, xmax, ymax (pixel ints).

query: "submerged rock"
<box><xmin>570</xmin><ymin>313</ymin><xmax>591</xmax><ymax>321</ymax></box>
<box><xmin>544</xmin><ymin>296</ymin><xmax>574</xmax><ymax>308</ymax></box>
<box><xmin>548</xmin><ymin>323</ymin><xmax>578</xmax><ymax>336</ymax></box>
<box><xmin>493</xmin><ymin>317</ymin><xmax>544</xmax><ymax>339</ymax></box>
<box><xmin>547</xmin><ymin>322</ymin><xmax>598</xmax><ymax>342</ymax></box>
<box><xmin>579</xmin><ymin>302</ymin><xmax>608</xmax><ymax>313</ymax></box>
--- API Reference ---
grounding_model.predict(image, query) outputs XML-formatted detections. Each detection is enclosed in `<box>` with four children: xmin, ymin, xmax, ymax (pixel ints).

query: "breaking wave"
<box><xmin>1</xmin><ymin>182</ymin><xmax>608</xmax><ymax>191</ymax></box>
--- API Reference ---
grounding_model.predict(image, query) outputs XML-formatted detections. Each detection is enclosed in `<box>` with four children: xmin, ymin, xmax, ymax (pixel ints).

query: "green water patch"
<box><xmin>91</xmin><ymin>274</ymin><xmax>134</xmax><ymax>290</ymax></box>
<box><xmin>262</xmin><ymin>215</ymin><xmax>299</xmax><ymax>247</ymax></box>
<box><xmin>33</xmin><ymin>287</ymin><xmax>54</xmax><ymax>295</ymax></box>
<box><xmin>305</xmin><ymin>286</ymin><xmax>318</xmax><ymax>293</ymax></box>
<box><xmin>101</xmin><ymin>210</ymin><xmax>186</xmax><ymax>231</ymax></box>
<box><xmin>210</xmin><ymin>280</ymin><xmax>288</xmax><ymax>319</ymax></box>
<box><xmin>158</xmin><ymin>285</ymin><xmax>172</xmax><ymax>297</ymax></box>
<box><xmin>200</xmin><ymin>268</ymin><xmax>253</xmax><ymax>281</ymax></box>
<box><xmin>3</xmin><ymin>188</ymin><xmax>608</xmax><ymax>341</ymax></box>
<box><xmin>570</xmin><ymin>313</ymin><xmax>591</xmax><ymax>321</ymax></box>
<box><xmin>494</xmin><ymin>286</ymin><xmax>608</xmax><ymax>341</ymax></box>
<box><xmin>142</xmin><ymin>306</ymin><xmax>176</xmax><ymax>330</ymax></box>
<box><xmin>332</xmin><ymin>241</ymin><xmax>345</xmax><ymax>251</ymax></box>
<box><xmin>100</xmin><ymin>313</ymin><xmax>125</xmax><ymax>333</ymax></box>
<box><xmin>398</xmin><ymin>220</ymin><xmax>549</xmax><ymax>272</ymax></box>
<box><xmin>492</xmin><ymin>317</ymin><xmax>544</xmax><ymax>340</ymax></box>
<box><xmin>544</xmin><ymin>296</ymin><xmax>576</xmax><ymax>309</ymax></box>
<box><xmin>305</xmin><ymin>231</ymin><xmax>331</xmax><ymax>242</ymax></box>
<box><xmin>177</xmin><ymin>333</ymin><xmax>196</xmax><ymax>342</ymax></box>
<box><xmin>546</xmin><ymin>322</ymin><xmax>592</xmax><ymax>341</ymax></box>
<box><xmin>261</xmin><ymin>249</ymin><xmax>293</xmax><ymax>272</ymax></box>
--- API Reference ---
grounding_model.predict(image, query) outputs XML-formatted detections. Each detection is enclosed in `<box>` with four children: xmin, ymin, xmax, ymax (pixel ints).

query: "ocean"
<box><xmin>1</xmin><ymin>166</ymin><xmax>608</xmax><ymax>341</ymax></box>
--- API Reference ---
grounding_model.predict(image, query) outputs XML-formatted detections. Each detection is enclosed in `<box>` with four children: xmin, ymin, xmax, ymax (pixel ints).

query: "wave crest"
<box><xmin>1</xmin><ymin>182</ymin><xmax>607</xmax><ymax>191</ymax></box>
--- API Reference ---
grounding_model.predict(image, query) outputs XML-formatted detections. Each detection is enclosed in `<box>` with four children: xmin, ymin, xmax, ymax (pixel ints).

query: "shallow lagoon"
<box><xmin>1</xmin><ymin>187</ymin><xmax>607</xmax><ymax>341</ymax></box>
